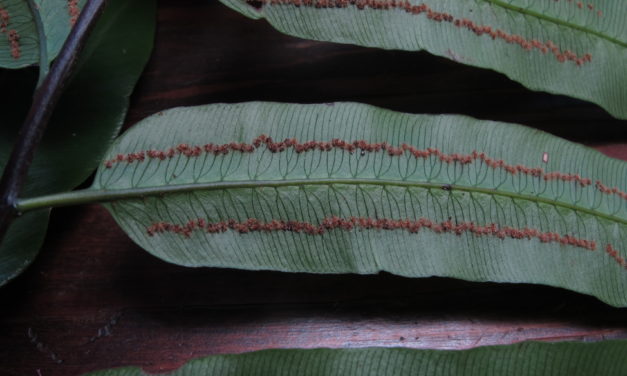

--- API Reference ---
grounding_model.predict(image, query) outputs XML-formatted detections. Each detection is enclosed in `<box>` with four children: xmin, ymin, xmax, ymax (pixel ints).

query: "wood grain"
<box><xmin>0</xmin><ymin>1</ymin><xmax>626</xmax><ymax>375</ymax></box>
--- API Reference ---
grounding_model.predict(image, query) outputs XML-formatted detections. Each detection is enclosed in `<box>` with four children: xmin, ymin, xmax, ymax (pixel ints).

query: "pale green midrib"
<box><xmin>16</xmin><ymin>178</ymin><xmax>626</xmax><ymax>225</ymax></box>
<box><xmin>484</xmin><ymin>0</ymin><xmax>626</xmax><ymax>48</ymax></box>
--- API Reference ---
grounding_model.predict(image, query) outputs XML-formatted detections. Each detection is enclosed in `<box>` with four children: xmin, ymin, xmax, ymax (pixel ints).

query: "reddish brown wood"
<box><xmin>0</xmin><ymin>1</ymin><xmax>626</xmax><ymax>376</ymax></box>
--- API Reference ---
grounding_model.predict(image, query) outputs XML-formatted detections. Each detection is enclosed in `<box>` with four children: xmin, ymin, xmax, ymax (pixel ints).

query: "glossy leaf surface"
<box><xmin>219</xmin><ymin>0</ymin><xmax>627</xmax><ymax>119</ymax></box>
<box><xmin>85</xmin><ymin>342</ymin><xmax>627</xmax><ymax>375</ymax></box>
<box><xmin>0</xmin><ymin>0</ymin><xmax>156</xmax><ymax>286</ymax></box>
<box><xmin>94</xmin><ymin>102</ymin><xmax>627</xmax><ymax>306</ymax></box>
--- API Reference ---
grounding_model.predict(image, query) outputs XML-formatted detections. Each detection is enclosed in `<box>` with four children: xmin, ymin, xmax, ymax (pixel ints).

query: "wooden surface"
<box><xmin>1</xmin><ymin>1</ymin><xmax>627</xmax><ymax>375</ymax></box>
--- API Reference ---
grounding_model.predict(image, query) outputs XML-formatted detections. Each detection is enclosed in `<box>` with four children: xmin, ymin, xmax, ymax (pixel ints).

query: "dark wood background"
<box><xmin>1</xmin><ymin>1</ymin><xmax>626</xmax><ymax>375</ymax></box>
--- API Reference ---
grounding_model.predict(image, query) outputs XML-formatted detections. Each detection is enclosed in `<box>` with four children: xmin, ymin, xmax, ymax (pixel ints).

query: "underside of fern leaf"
<box><xmin>92</xmin><ymin>102</ymin><xmax>627</xmax><ymax>307</ymax></box>
<box><xmin>219</xmin><ymin>0</ymin><xmax>627</xmax><ymax>119</ymax></box>
<box><xmin>0</xmin><ymin>0</ymin><xmax>86</xmax><ymax>68</ymax></box>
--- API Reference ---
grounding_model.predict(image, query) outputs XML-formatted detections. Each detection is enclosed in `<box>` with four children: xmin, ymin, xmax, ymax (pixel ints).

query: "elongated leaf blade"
<box><xmin>0</xmin><ymin>0</ymin><xmax>156</xmax><ymax>286</ymax></box>
<box><xmin>84</xmin><ymin>342</ymin><xmax>627</xmax><ymax>376</ymax></box>
<box><xmin>0</xmin><ymin>0</ymin><xmax>87</xmax><ymax>69</ymax></box>
<box><xmin>0</xmin><ymin>210</ymin><xmax>49</xmax><ymax>284</ymax></box>
<box><xmin>94</xmin><ymin>103</ymin><xmax>627</xmax><ymax>306</ymax></box>
<box><xmin>219</xmin><ymin>0</ymin><xmax>627</xmax><ymax>119</ymax></box>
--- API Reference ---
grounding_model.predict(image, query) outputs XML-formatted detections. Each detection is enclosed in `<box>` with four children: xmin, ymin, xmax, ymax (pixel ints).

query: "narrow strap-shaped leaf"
<box><xmin>84</xmin><ymin>342</ymin><xmax>627</xmax><ymax>376</ymax></box>
<box><xmin>218</xmin><ymin>0</ymin><xmax>627</xmax><ymax>119</ymax></box>
<box><xmin>0</xmin><ymin>0</ymin><xmax>86</xmax><ymax>68</ymax></box>
<box><xmin>92</xmin><ymin>102</ymin><xmax>627</xmax><ymax>306</ymax></box>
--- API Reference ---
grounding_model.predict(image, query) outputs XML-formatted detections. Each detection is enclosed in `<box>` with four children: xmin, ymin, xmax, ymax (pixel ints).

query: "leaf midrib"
<box><xmin>17</xmin><ymin>178</ymin><xmax>627</xmax><ymax>226</ymax></box>
<box><xmin>484</xmin><ymin>0</ymin><xmax>626</xmax><ymax>48</ymax></box>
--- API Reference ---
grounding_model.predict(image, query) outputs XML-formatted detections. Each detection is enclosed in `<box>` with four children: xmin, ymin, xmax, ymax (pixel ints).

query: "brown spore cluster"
<box><xmin>103</xmin><ymin>134</ymin><xmax>627</xmax><ymax>201</ymax></box>
<box><xmin>0</xmin><ymin>7</ymin><xmax>8</xmax><ymax>32</ymax></box>
<box><xmin>68</xmin><ymin>0</ymin><xmax>80</xmax><ymax>26</ymax></box>
<box><xmin>246</xmin><ymin>0</ymin><xmax>592</xmax><ymax>65</ymax></box>
<box><xmin>606</xmin><ymin>244</ymin><xmax>627</xmax><ymax>270</ymax></box>
<box><xmin>0</xmin><ymin>7</ymin><xmax>20</xmax><ymax>59</ymax></box>
<box><xmin>556</xmin><ymin>0</ymin><xmax>602</xmax><ymax>17</ymax></box>
<box><xmin>596</xmin><ymin>181</ymin><xmax>627</xmax><ymax>200</ymax></box>
<box><xmin>145</xmin><ymin>216</ymin><xmax>625</xmax><ymax>269</ymax></box>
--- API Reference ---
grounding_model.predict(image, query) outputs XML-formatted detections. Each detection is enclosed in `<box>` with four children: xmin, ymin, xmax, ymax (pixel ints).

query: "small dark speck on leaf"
<box><xmin>441</xmin><ymin>184</ymin><xmax>452</xmax><ymax>191</ymax></box>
